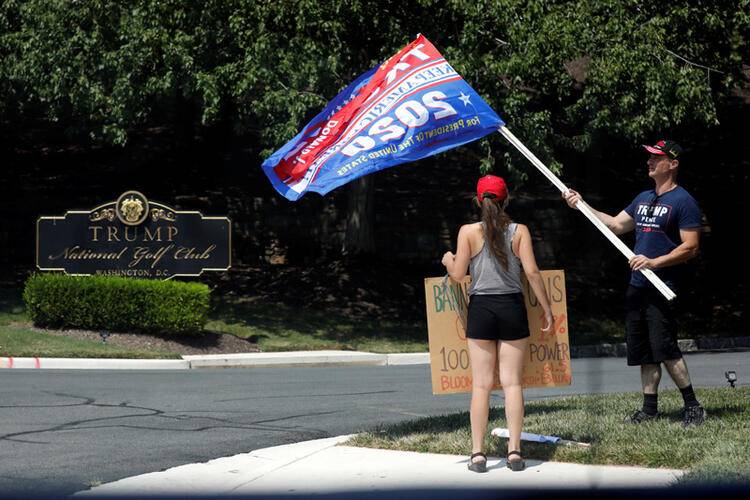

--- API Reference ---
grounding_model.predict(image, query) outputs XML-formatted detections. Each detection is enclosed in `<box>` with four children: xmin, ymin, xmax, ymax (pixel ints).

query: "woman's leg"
<box><xmin>468</xmin><ymin>338</ymin><xmax>498</xmax><ymax>458</ymax></box>
<box><xmin>498</xmin><ymin>337</ymin><xmax>529</xmax><ymax>456</ymax></box>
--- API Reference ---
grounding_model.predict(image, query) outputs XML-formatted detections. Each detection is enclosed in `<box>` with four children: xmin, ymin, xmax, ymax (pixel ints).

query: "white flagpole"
<box><xmin>499</xmin><ymin>126</ymin><xmax>676</xmax><ymax>301</ymax></box>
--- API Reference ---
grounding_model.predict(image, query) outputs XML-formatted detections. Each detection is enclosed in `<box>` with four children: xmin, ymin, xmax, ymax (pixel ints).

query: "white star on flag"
<box><xmin>459</xmin><ymin>92</ymin><xmax>471</xmax><ymax>106</ymax></box>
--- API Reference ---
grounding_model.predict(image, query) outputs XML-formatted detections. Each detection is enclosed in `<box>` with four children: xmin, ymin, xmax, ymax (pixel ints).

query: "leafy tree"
<box><xmin>1</xmin><ymin>0</ymin><xmax>747</xmax><ymax>253</ymax></box>
<box><xmin>451</xmin><ymin>0</ymin><xmax>750</xmax><ymax>178</ymax></box>
<box><xmin>3</xmin><ymin>1</ymin><xmax>747</xmax><ymax>151</ymax></box>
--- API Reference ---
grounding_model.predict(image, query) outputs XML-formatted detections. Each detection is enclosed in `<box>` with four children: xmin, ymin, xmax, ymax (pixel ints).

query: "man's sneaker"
<box><xmin>682</xmin><ymin>405</ymin><xmax>706</xmax><ymax>427</ymax></box>
<box><xmin>626</xmin><ymin>409</ymin><xmax>658</xmax><ymax>424</ymax></box>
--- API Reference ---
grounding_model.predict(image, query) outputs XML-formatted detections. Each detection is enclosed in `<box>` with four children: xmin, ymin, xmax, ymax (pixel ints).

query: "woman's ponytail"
<box><xmin>479</xmin><ymin>195</ymin><xmax>512</xmax><ymax>271</ymax></box>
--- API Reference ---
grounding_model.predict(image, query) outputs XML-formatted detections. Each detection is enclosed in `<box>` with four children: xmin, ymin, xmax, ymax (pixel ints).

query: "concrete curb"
<box><xmin>696</xmin><ymin>336</ymin><xmax>750</xmax><ymax>350</ymax></box>
<box><xmin>0</xmin><ymin>357</ymin><xmax>189</xmax><ymax>370</ymax></box>
<box><xmin>0</xmin><ymin>352</ymin><xmax>431</xmax><ymax>370</ymax></box>
<box><xmin>571</xmin><ymin>343</ymin><xmax>627</xmax><ymax>358</ymax></box>
<box><xmin>183</xmin><ymin>350</ymin><xmax>386</xmax><ymax>369</ymax></box>
<box><xmin>571</xmin><ymin>336</ymin><xmax>750</xmax><ymax>359</ymax></box>
<box><xmin>386</xmin><ymin>352</ymin><xmax>430</xmax><ymax>365</ymax></box>
<box><xmin>2</xmin><ymin>337</ymin><xmax>747</xmax><ymax>370</ymax></box>
<box><xmin>182</xmin><ymin>352</ymin><xmax>430</xmax><ymax>369</ymax></box>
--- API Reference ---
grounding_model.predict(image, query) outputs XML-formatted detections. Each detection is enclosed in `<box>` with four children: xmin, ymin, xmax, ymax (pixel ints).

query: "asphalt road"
<box><xmin>1</xmin><ymin>351</ymin><xmax>748</xmax><ymax>496</ymax></box>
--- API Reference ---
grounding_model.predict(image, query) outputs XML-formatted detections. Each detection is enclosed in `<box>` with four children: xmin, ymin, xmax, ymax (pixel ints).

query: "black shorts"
<box><xmin>625</xmin><ymin>285</ymin><xmax>682</xmax><ymax>366</ymax></box>
<box><xmin>467</xmin><ymin>293</ymin><xmax>530</xmax><ymax>341</ymax></box>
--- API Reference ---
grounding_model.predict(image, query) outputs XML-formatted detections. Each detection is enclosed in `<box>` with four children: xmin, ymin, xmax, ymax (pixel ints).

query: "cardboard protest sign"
<box><xmin>424</xmin><ymin>271</ymin><xmax>571</xmax><ymax>395</ymax></box>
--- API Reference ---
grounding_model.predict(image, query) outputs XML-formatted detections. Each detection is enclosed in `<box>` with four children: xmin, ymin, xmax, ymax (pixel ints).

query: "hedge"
<box><xmin>23</xmin><ymin>274</ymin><xmax>210</xmax><ymax>335</ymax></box>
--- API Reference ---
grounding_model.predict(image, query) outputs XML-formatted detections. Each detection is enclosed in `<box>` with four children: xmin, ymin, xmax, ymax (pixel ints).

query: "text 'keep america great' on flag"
<box><xmin>261</xmin><ymin>34</ymin><xmax>505</xmax><ymax>201</ymax></box>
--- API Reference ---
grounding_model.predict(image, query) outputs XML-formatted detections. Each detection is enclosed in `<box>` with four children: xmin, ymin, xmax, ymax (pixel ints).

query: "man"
<box><xmin>563</xmin><ymin>140</ymin><xmax>705</xmax><ymax>427</ymax></box>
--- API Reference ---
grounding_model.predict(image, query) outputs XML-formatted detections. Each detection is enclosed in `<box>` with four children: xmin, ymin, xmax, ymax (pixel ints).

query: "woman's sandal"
<box><xmin>467</xmin><ymin>452</ymin><xmax>488</xmax><ymax>473</ymax></box>
<box><xmin>506</xmin><ymin>450</ymin><xmax>526</xmax><ymax>472</ymax></box>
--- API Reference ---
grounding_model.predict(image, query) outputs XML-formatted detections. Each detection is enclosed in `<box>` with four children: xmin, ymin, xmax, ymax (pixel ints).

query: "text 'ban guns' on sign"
<box><xmin>424</xmin><ymin>270</ymin><xmax>571</xmax><ymax>395</ymax></box>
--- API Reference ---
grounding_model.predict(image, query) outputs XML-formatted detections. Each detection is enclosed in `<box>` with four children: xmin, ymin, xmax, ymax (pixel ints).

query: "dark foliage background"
<box><xmin>1</xmin><ymin>0</ymin><xmax>748</xmax><ymax>337</ymax></box>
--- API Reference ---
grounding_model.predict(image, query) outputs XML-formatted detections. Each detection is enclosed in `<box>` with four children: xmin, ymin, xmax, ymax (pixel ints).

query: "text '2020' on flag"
<box><xmin>261</xmin><ymin>34</ymin><xmax>505</xmax><ymax>201</ymax></box>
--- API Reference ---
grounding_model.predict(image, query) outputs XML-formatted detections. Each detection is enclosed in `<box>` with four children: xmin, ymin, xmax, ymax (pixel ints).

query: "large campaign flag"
<box><xmin>261</xmin><ymin>34</ymin><xmax>504</xmax><ymax>201</ymax></box>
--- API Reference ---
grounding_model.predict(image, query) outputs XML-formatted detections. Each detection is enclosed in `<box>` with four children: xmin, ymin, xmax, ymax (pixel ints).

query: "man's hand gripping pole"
<box><xmin>498</xmin><ymin>126</ymin><xmax>676</xmax><ymax>301</ymax></box>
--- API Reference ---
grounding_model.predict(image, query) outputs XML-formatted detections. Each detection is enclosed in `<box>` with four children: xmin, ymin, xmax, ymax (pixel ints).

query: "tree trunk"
<box><xmin>343</xmin><ymin>176</ymin><xmax>375</xmax><ymax>256</ymax></box>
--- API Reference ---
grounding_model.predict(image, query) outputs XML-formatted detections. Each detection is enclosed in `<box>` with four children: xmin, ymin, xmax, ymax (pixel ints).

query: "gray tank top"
<box><xmin>468</xmin><ymin>222</ymin><xmax>523</xmax><ymax>296</ymax></box>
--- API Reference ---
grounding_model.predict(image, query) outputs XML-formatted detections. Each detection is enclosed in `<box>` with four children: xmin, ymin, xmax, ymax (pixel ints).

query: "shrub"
<box><xmin>23</xmin><ymin>274</ymin><xmax>210</xmax><ymax>335</ymax></box>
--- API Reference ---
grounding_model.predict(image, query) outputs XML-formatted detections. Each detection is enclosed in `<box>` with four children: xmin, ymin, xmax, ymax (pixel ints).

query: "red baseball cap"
<box><xmin>643</xmin><ymin>139</ymin><xmax>683</xmax><ymax>159</ymax></box>
<box><xmin>477</xmin><ymin>175</ymin><xmax>508</xmax><ymax>202</ymax></box>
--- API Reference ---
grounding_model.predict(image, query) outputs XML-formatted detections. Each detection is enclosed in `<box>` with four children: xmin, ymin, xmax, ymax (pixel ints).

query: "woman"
<box><xmin>442</xmin><ymin>174</ymin><xmax>553</xmax><ymax>473</ymax></box>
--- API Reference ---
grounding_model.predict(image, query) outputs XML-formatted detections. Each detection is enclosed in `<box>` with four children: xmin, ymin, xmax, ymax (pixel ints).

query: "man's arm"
<box><xmin>562</xmin><ymin>190</ymin><xmax>635</xmax><ymax>235</ymax></box>
<box><xmin>630</xmin><ymin>229</ymin><xmax>700</xmax><ymax>271</ymax></box>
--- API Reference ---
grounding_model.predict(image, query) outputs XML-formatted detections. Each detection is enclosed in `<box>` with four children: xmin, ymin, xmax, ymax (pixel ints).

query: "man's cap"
<box><xmin>477</xmin><ymin>175</ymin><xmax>508</xmax><ymax>203</ymax></box>
<box><xmin>643</xmin><ymin>139</ymin><xmax>683</xmax><ymax>160</ymax></box>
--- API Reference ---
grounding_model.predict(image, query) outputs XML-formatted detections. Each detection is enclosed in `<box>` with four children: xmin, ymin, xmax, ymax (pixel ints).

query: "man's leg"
<box><xmin>663</xmin><ymin>357</ymin><xmax>691</xmax><ymax>389</ymax></box>
<box><xmin>640</xmin><ymin>363</ymin><xmax>661</xmax><ymax>417</ymax></box>
<box><xmin>664</xmin><ymin>357</ymin><xmax>704</xmax><ymax>426</ymax></box>
<box><xmin>647</xmin><ymin>293</ymin><xmax>705</xmax><ymax>426</ymax></box>
<box><xmin>625</xmin><ymin>286</ymin><xmax>660</xmax><ymax>423</ymax></box>
<box><xmin>641</xmin><ymin>363</ymin><xmax>662</xmax><ymax>392</ymax></box>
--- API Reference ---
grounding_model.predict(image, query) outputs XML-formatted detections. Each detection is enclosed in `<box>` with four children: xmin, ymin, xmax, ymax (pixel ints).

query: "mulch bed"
<box><xmin>12</xmin><ymin>322</ymin><xmax>260</xmax><ymax>356</ymax></box>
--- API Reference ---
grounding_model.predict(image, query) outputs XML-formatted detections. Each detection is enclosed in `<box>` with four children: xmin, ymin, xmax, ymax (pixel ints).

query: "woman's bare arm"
<box><xmin>442</xmin><ymin>224</ymin><xmax>473</xmax><ymax>282</ymax></box>
<box><xmin>514</xmin><ymin>224</ymin><xmax>553</xmax><ymax>331</ymax></box>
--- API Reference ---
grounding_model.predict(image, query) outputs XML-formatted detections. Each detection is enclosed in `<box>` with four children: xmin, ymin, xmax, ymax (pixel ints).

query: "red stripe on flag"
<box><xmin>274</xmin><ymin>36</ymin><xmax>438</xmax><ymax>182</ymax></box>
<box><xmin>308</xmin><ymin>75</ymin><xmax>463</xmax><ymax>184</ymax></box>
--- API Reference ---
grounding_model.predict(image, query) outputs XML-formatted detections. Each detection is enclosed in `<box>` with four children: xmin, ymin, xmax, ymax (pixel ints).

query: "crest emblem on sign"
<box><xmin>115</xmin><ymin>191</ymin><xmax>149</xmax><ymax>226</ymax></box>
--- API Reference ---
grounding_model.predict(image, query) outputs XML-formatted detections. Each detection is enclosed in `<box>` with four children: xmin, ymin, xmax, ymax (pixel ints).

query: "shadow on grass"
<box><xmin>153</xmin><ymin>329</ymin><xmax>254</xmax><ymax>348</ymax></box>
<box><xmin>210</xmin><ymin>296</ymin><xmax>426</xmax><ymax>343</ymax></box>
<box><xmin>241</xmin><ymin>333</ymin><xmax>270</xmax><ymax>343</ymax></box>
<box><xmin>659</xmin><ymin>403</ymin><xmax>746</xmax><ymax>423</ymax></box>
<box><xmin>509</xmin><ymin>442</ymin><xmax>567</xmax><ymax>461</ymax></box>
<box><xmin>368</xmin><ymin>404</ymin><xmax>591</xmax><ymax>437</ymax></box>
<box><xmin>362</xmin><ymin>406</ymin><xmax>585</xmax><ymax>462</ymax></box>
<box><xmin>368</xmin><ymin>409</ymin><xmax>476</xmax><ymax>437</ymax></box>
<box><xmin>523</xmin><ymin>399</ymin><xmax>594</xmax><ymax>415</ymax></box>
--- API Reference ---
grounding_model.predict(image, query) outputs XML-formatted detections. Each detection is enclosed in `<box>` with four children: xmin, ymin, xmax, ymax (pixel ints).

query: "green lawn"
<box><xmin>206</xmin><ymin>317</ymin><xmax>427</xmax><ymax>353</ymax></box>
<box><xmin>0</xmin><ymin>283</ymin><xmax>736</xmax><ymax>357</ymax></box>
<box><xmin>348</xmin><ymin>387</ymin><xmax>750</xmax><ymax>485</ymax></box>
<box><xmin>0</xmin><ymin>312</ymin><xmax>180</xmax><ymax>359</ymax></box>
<box><xmin>0</xmin><ymin>291</ymin><xmax>429</xmax><ymax>357</ymax></box>
<box><xmin>207</xmin><ymin>297</ymin><xmax>428</xmax><ymax>353</ymax></box>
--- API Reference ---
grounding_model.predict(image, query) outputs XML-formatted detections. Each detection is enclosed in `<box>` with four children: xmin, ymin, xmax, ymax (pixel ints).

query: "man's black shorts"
<box><xmin>467</xmin><ymin>293</ymin><xmax>530</xmax><ymax>341</ymax></box>
<box><xmin>625</xmin><ymin>285</ymin><xmax>682</xmax><ymax>366</ymax></box>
